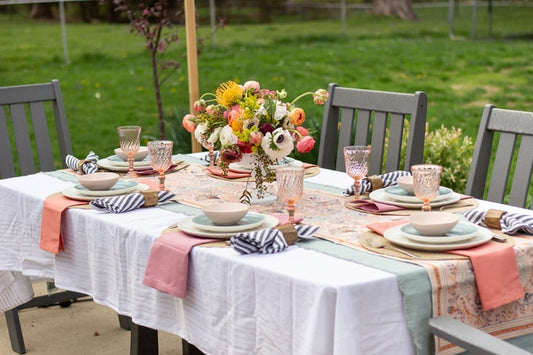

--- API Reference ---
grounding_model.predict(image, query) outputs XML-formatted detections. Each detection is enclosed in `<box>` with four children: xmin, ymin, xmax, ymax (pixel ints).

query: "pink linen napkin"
<box><xmin>349</xmin><ymin>199</ymin><xmax>405</xmax><ymax>213</ymax></box>
<box><xmin>143</xmin><ymin>214</ymin><xmax>303</xmax><ymax>298</ymax></box>
<box><xmin>449</xmin><ymin>244</ymin><xmax>524</xmax><ymax>311</ymax></box>
<box><xmin>40</xmin><ymin>195</ymin><xmax>88</xmax><ymax>253</ymax></box>
<box><xmin>367</xmin><ymin>221</ymin><xmax>524</xmax><ymax>311</ymax></box>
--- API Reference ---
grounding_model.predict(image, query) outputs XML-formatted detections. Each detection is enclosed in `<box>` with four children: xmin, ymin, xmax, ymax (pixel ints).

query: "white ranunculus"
<box><xmin>219</xmin><ymin>125</ymin><xmax>238</xmax><ymax>146</ymax></box>
<box><xmin>194</xmin><ymin>122</ymin><xmax>208</xmax><ymax>143</ymax></box>
<box><xmin>261</xmin><ymin>128</ymin><xmax>294</xmax><ymax>161</ymax></box>
<box><xmin>274</xmin><ymin>102</ymin><xmax>289</xmax><ymax>121</ymax></box>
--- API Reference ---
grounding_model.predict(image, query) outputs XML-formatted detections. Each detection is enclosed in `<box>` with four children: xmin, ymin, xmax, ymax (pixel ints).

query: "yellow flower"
<box><xmin>216</xmin><ymin>81</ymin><xmax>243</xmax><ymax>107</ymax></box>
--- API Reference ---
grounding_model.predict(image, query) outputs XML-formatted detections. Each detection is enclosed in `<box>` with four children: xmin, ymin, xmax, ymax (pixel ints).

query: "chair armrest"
<box><xmin>429</xmin><ymin>317</ymin><xmax>531</xmax><ymax>355</ymax></box>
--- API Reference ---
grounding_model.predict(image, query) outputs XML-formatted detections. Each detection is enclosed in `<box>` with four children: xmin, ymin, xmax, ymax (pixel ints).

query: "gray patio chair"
<box><xmin>317</xmin><ymin>83</ymin><xmax>427</xmax><ymax>175</ymax></box>
<box><xmin>465</xmin><ymin>104</ymin><xmax>533</xmax><ymax>209</ymax></box>
<box><xmin>0</xmin><ymin>80</ymin><xmax>133</xmax><ymax>354</ymax></box>
<box><xmin>429</xmin><ymin>316</ymin><xmax>531</xmax><ymax>355</ymax></box>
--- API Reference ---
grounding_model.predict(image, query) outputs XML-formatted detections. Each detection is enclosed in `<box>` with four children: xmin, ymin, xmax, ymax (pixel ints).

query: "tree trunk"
<box><xmin>31</xmin><ymin>3</ymin><xmax>54</xmax><ymax>19</ymax></box>
<box><xmin>372</xmin><ymin>0</ymin><xmax>418</xmax><ymax>21</ymax></box>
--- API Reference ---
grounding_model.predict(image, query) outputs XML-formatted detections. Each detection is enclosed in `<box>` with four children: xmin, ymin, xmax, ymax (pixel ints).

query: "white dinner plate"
<box><xmin>384</xmin><ymin>224</ymin><xmax>492</xmax><ymax>251</ymax></box>
<box><xmin>369</xmin><ymin>188</ymin><xmax>461</xmax><ymax>209</ymax></box>
<box><xmin>61</xmin><ymin>183</ymin><xmax>150</xmax><ymax>201</ymax></box>
<box><xmin>400</xmin><ymin>221</ymin><xmax>479</xmax><ymax>244</ymax></box>
<box><xmin>384</xmin><ymin>186</ymin><xmax>453</xmax><ymax>203</ymax></box>
<box><xmin>74</xmin><ymin>179</ymin><xmax>138</xmax><ymax>197</ymax></box>
<box><xmin>97</xmin><ymin>157</ymin><xmax>180</xmax><ymax>172</ymax></box>
<box><xmin>178</xmin><ymin>214</ymin><xmax>278</xmax><ymax>239</ymax></box>
<box><xmin>229</xmin><ymin>157</ymin><xmax>303</xmax><ymax>173</ymax></box>
<box><xmin>192</xmin><ymin>212</ymin><xmax>265</xmax><ymax>233</ymax></box>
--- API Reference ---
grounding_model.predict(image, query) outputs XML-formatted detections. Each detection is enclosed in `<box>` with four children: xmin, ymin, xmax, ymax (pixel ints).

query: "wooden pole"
<box><xmin>184</xmin><ymin>0</ymin><xmax>201</xmax><ymax>152</ymax></box>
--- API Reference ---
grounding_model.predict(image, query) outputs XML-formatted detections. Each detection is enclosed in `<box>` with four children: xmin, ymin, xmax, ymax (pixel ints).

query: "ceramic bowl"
<box><xmin>114</xmin><ymin>146</ymin><xmax>149</xmax><ymax>161</ymax></box>
<box><xmin>397</xmin><ymin>175</ymin><xmax>415</xmax><ymax>195</ymax></box>
<box><xmin>409</xmin><ymin>212</ymin><xmax>460</xmax><ymax>236</ymax></box>
<box><xmin>202</xmin><ymin>202</ymin><xmax>250</xmax><ymax>226</ymax></box>
<box><xmin>77</xmin><ymin>172</ymin><xmax>120</xmax><ymax>191</ymax></box>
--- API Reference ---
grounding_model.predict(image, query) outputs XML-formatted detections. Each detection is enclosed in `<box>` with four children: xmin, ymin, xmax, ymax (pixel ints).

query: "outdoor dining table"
<box><xmin>1</xmin><ymin>153</ymin><xmax>533</xmax><ymax>355</ymax></box>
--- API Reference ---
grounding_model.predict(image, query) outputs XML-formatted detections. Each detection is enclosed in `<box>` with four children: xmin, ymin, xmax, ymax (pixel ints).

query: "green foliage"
<box><xmin>423</xmin><ymin>125</ymin><xmax>474</xmax><ymax>193</ymax></box>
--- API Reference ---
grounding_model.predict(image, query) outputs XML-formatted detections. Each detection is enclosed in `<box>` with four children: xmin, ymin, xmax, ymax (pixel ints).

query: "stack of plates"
<box><xmin>62</xmin><ymin>180</ymin><xmax>149</xmax><ymax>201</ymax></box>
<box><xmin>384</xmin><ymin>222</ymin><xmax>492</xmax><ymax>251</ymax></box>
<box><xmin>369</xmin><ymin>186</ymin><xmax>461</xmax><ymax>209</ymax></box>
<box><xmin>97</xmin><ymin>155</ymin><xmax>152</xmax><ymax>172</ymax></box>
<box><xmin>178</xmin><ymin>213</ymin><xmax>278</xmax><ymax>239</ymax></box>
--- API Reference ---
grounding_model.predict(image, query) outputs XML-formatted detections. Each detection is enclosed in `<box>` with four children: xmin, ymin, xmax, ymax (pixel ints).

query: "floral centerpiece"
<box><xmin>182</xmin><ymin>80</ymin><xmax>328</xmax><ymax>202</ymax></box>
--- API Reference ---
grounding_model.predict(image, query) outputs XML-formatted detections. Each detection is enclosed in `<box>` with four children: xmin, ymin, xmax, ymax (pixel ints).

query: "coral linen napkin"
<box><xmin>40</xmin><ymin>195</ymin><xmax>88</xmax><ymax>253</ymax></box>
<box><xmin>449</xmin><ymin>243</ymin><xmax>524</xmax><ymax>311</ymax></box>
<box><xmin>367</xmin><ymin>220</ymin><xmax>524</xmax><ymax>311</ymax></box>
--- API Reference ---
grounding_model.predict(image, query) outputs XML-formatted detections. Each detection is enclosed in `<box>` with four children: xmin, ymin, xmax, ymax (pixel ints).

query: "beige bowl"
<box><xmin>409</xmin><ymin>212</ymin><xmax>460</xmax><ymax>236</ymax></box>
<box><xmin>202</xmin><ymin>202</ymin><xmax>250</xmax><ymax>226</ymax></box>
<box><xmin>397</xmin><ymin>175</ymin><xmax>415</xmax><ymax>194</ymax></box>
<box><xmin>77</xmin><ymin>172</ymin><xmax>120</xmax><ymax>191</ymax></box>
<box><xmin>114</xmin><ymin>146</ymin><xmax>149</xmax><ymax>161</ymax></box>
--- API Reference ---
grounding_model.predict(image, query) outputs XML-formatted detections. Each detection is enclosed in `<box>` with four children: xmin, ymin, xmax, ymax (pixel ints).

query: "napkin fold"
<box><xmin>461</xmin><ymin>209</ymin><xmax>533</xmax><ymax>235</ymax></box>
<box><xmin>40</xmin><ymin>195</ymin><xmax>89</xmax><ymax>253</ymax></box>
<box><xmin>344</xmin><ymin>170</ymin><xmax>411</xmax><ymax>196</ymax></box>
<box><xmin>367</xmin><ymin>220</ymin><xmax>524</xmax><ymax>311</ymax></box>
<box><xmin>142</xmin><ymin>231</ymin><xmax>218</xmax><ymax>298</ymax></box>
<box><xmin>90</xmin><ymin>190</ymin><xmax>175</xmax><ymax>213</ymax></box>
<box><xmin>230</xmin><ymin>224</ymin><xmax>320</xmax><ymax>255</ymax></box>
<box><xmin>65</xmin><ymin>151</ymin><xmax>99</xmax><ymax>174</ymax></box>
<box><xmin>347</xmin><ymin>199</ymin><xmax>405</xmax><ymax>213</ymax></box>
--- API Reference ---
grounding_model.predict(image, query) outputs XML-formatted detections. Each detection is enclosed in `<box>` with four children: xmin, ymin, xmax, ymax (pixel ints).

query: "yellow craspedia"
<box><xmin>216</xmin><ymin>81</ymin><xmax>243</xmax><ymax>107</ymax></box>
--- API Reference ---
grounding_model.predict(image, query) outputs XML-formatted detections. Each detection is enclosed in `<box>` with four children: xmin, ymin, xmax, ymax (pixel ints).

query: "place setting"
<box><xmin>61</xmin><ymin>172</ymin><xmax>150</xmax><ymax>201</ymax></box>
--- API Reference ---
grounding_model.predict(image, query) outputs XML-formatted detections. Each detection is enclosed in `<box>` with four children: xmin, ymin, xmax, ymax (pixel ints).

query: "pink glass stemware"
<box><xmin>275</xmin><ymin>166</ymin><xmax>305</xmax><ymax>224</ymax></box>
<box><xmin>147</xmin><ymin>140</ymin><xmax>173</xmax><ymax>191</ymax></box>
<box><xmin>117</xmin><ymin>126</ymin><xmax>141</xmax><ymax>179</ymax></box>
<box><xmin>411</xmin><ymin>164</ymin><xmax>442</xmax><ymax>212</ymax></box>
<box><xmin>343</xmin><ymin>145</ymin><xmax>371</xmax><ymax>200</ymax></box>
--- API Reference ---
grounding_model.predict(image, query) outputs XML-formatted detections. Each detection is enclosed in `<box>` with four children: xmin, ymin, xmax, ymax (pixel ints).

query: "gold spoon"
<box><xmin>367</xmin><ymin>238</ymin><xmax>419</xmax><ymax>258</ymax></box>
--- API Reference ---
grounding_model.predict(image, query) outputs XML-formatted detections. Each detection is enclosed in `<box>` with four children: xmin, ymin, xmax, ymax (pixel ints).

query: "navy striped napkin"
<box><xmin>65</xmin><ymin>151</ymin><xmax>99</xmax><ymax>174</ymax></box>
<box><xmin>231</xmin><ymin>224</ymin><xmax>320</xmax><ymax>254</ymax></box>
<box><xmin>461</xmin><ymin>209</ymin><xmax>533</xmax><ymax>235</ymax></box>
<box><xmin>344</xmin><ymin>170</ymin><xmax>411</xmax><ymax>196</ymax></box>
<box><xmin>90</xmin><ymin>191</ymin><xmax>175</xmax><ymax>213</ymax></box>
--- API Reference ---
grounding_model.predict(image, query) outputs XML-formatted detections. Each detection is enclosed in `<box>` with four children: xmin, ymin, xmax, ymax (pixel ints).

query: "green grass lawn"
<box><xmin>1</xmin><ymin>5</ymin><xmax>533</xmax><ymax>173</ymax></box>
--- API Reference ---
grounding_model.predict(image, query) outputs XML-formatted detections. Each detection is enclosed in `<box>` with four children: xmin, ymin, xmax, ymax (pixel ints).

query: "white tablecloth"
<box><xmin>0</xmin><ymin>170</ymin><xmax>417</xmax><ymax>354</ymax></box>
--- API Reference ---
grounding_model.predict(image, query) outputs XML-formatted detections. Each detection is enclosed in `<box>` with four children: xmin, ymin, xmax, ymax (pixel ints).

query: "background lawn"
<box><xmin>1</xmin><ymin>4</ymin><xmax>533</xmax><ymax>194</ymax></box>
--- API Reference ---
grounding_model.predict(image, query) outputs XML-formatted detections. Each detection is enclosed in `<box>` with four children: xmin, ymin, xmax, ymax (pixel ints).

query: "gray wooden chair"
<box><xmin>429</xmin><ymin>317</ymin><xmax>531</xmax><ymax>355</ymax></box>
<box><xmin>466</xmin><ymin>104</ymin><xmax>533</xmax><ymax>209</ymax></box>
<box><xmin>317</xmin><ymin>83</ymin><xmax>427</xmax><ymax>175</ymax></box>
<box><xmin>0</xmin><ymin>80</ymin><xmax>116</xmax><ymax>354</ymax></box>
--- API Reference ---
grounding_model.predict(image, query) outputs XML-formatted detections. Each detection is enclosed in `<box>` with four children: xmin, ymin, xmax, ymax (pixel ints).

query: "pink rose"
<box><xmin>296</xmin><ymin>126</ymin><xmax>308</xmax><ymax>137</ymax></box>
<box><xmin>249</xmin><ymin>131</ymin><xmax>263</xmax><ymax>145</ymax></box>
<box><xmin>296</xmin><ymin>136</ymin><xmax>315</xmax><ymax>153</ymax></box>
<box><xmin>182</xmin><ymin>114</ymin><xmax>196</xmax><ymax>133</ymax></box>
<box><xmin>243</xmin><ymin>80</ymin><xmax>260</xmax><ymax>93</ymax></box>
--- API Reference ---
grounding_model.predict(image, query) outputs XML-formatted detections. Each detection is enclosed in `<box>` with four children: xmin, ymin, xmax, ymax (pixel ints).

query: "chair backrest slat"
<box><xmin>466</xmin><ymin>104</ymin><xmax>533</xmax><ymax>209</ymax></box>
<box><xmin>0</xmin><ymin>80</ymin><xmax>71</xmax><ymax>179</ymax></box>
<box><xmin>318</xmin><ymin>83</ymin><xmax>427</xmax><ymax>176</ymax></box>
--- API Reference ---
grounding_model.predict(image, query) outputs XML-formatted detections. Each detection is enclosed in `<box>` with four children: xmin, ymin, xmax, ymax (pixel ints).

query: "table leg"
<box><xmin>182</xmin><ymin>339</ymin><xmax>205</xmax><ymax>355</ymax></box>
<box><xmin>130</xmin><ymin>322</ymin><xmax>158</xmax><ymax>355</ymax></box>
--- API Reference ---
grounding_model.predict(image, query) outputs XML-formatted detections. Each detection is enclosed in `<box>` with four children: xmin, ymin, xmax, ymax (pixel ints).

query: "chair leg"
<box><xmin>130</xmin><ymin>322</ymin><xmax>158</xmax><ymax>355</ymax></box>
<box><xmin>4</xmin><ymin>308</ymin><xmax>26</xmax><ymax>354</ymax></box>
<box><xmin>118</xmin><ymin>314</ymin><xmax>132</xmax><ymax>330</ymax></box>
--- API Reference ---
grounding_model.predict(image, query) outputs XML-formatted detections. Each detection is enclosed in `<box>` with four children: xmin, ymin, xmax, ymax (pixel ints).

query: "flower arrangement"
<box><xmin>182</xmin><ymin>80</ymin><xmax>328</xmax><ymax>201</ymax></box>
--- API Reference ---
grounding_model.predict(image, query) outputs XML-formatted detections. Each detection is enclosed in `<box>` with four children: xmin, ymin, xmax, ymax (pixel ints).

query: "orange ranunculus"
<box><xmin>182</xmin><ymin>114</ymin><xmax>196</xmax><ymax>133</ymax></box>
<box><xmin>289</xmin><ymin>107</ymin><xmax>305</xmax><ymax>126</ymax></box>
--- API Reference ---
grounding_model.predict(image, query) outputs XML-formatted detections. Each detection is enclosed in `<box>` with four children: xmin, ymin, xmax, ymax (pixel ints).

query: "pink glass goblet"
<box><xmin>411</xmin><ymin>164</ymin><xmax>443</xmax><ymax>212</ymax></box>
<box><xmin>343</xmin><ymin>145</ymin><xmax>371</xmax><ymax>201</ymax></box>
<box><xmin>117</xmin><ymin>126</ymin><xmax>141</xmax><ymax>179</ymax></box>
<box><xmin>147</xmin><ymin>140</ymin><xmax>173</xmax><ymax>191</ymax></box>
<box><xmin>275</xmin><ymin>166</ymin><xmax>305</xmax><ymax>224</ymax></box>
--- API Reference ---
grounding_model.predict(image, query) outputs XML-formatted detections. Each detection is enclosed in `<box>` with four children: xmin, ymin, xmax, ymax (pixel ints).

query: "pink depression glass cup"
<box><xmin>147</xmin><ymin>140</ymin><xmax>173</xmax><ymax>191</ymax></box>
<box><xmin>117</xmin><ymin>126</ymin><xmax>141</xmax><ymax>179</ymax></box>
<box><xmin>343</xmin><ymin>145</ymin><xmax>371</xmax><ymax>201</ymax></box>
<box><xmin>275</xmin><ymin>166</ymin><xmax>305</xmax><ymax>225</ymax></box>
<box><xmin>411</xmin><ymin>164</ymin><xmax>442</xmax><ymax>212</ymax></box>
